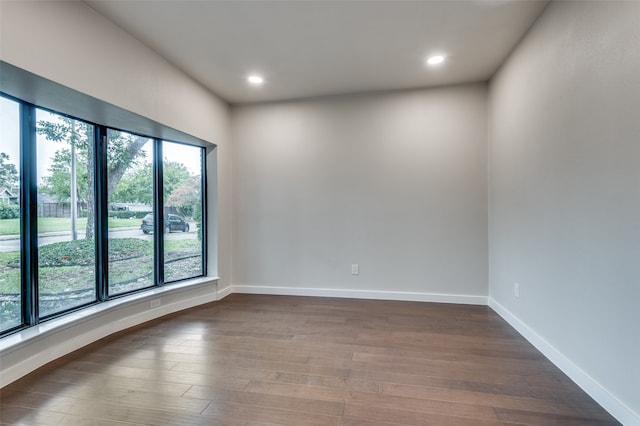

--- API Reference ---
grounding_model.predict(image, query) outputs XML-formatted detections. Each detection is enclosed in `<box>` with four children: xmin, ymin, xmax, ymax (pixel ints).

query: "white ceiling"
<box><xmin>86</xmin><ymin>0</ymin><xmax>549</xmax><ymax>105</ymax></box>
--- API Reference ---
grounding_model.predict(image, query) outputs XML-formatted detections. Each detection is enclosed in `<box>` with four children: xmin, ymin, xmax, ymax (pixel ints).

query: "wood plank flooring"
<box><xmin>0</xmin><ymin>294</ymin><xmax>620</xmax><ymax>425</ymax></box>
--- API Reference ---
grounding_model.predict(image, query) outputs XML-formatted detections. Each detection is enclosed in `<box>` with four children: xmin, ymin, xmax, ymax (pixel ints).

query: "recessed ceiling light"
<box><xmin>247</xmin><ymin>75</ymin><xmax>264</xmax><ymax>86</ymax></box>
<box><xmin>426</xmin><ymin>55</ymin><xmax>445</xmax><ymax>65</ymax></box>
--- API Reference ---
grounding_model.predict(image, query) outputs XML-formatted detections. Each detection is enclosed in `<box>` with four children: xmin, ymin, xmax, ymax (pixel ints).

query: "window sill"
<box><xmin>0</xmin><ymin>276</ymin><xmax>219</xmax><ymax>355</ymax></box>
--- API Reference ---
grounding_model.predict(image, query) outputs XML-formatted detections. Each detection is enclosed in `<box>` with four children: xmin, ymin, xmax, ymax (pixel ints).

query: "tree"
<box><xmin>110</xmin><ymin>163</ymin><xmax>153</xmax><ymax>205</ymax></box>
<box><xmin>0</xmin><ymin>152</ymin><xmax>19</xmax><ymax>190</ymax></box>
<box><xmin>37</xmin><ymin>117</ymin><xmax>148</xmax><ymax>239</ymax></box>
<box><xmin>40</xmin><ymin>148</ymin><xmax>88</xmax><ymax>202</ymax></box>
<box><xmin>162</xmin><ymin>160</ymin><xmax>191</xmax><ymax>200</ymax></box>
<box><xmin>166</xmin><ymin>175</ymin><xmax>200</xmax><ymax>218</ymax></box>
<box><xmin>110</xmin><ymin>160</ymin><xmax>190</xmax><ymax>205</ymax></box>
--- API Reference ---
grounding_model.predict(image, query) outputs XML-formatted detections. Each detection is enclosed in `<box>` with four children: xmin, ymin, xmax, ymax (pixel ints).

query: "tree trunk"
<box><xmin>106</xmin><ymin>136</ymin><xmax>149</xmax><ymax>195</ymax></box>
<box><xmin>70</xmin><ymin>122</ymin><xmax>78</xmax><ymax>241</ymax></box>
<box><xmin>84</xmin><ymin>135</ymin><xmax>149</xmax><ymax>239</ymax></box>
<box><xmin>85</xmin><ymin>138</ymin><xmax>95</xmax><ymax>240</ymax></box>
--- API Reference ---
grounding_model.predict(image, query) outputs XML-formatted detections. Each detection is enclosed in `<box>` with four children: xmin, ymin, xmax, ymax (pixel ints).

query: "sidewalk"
<box><xmin>0</xmin><ymin>226</ymin><xmax>140</xmax><ymax>241</ymax></box>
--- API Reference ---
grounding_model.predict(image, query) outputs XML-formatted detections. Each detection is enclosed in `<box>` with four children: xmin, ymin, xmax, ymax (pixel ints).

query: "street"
<box><xmin>0</xmin><ymin>223</ymin><xmax>197</xmax><ymax>252</ymax></box>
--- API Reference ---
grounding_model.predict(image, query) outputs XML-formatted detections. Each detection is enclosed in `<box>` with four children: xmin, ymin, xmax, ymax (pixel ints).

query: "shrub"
<box><xmin>0</xmin><ymin>204</ymin><xmax>20</xmax><ymax>219</ymax></box>
<box><xmin>38</xmin><ymin>239</ymin><xmax>96</xmax><ymax>267</ymax></box>
<box><xmin>39</xmin><ymin>238</ymin><xmax>152</xmax><ymax>267</ymax></box>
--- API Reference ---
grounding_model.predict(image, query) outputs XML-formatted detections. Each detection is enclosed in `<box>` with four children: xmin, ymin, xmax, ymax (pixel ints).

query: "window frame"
<box><xmin>161</xmin><ymin>140</ymin><xmax>207</xmax><ymax>284</ymax></box>
<box><xmin>34</xmin><ymin>107</ymin><xmax>101</xmax><ymax>320</ymax></box>
<box><xmin>0</xmin><ymin>92</ymin><xmax>208</xmax><ymax>337</ymax></box>
<box><xmin>0</xmin><ymin>95</ymin><xmax>27</xmax><ymax>333</ymax></box>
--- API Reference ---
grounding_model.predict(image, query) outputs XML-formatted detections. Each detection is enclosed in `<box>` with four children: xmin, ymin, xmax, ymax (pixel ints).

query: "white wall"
<box><xmin>0</xmin><ymin>0</ymin><xmax>231</xmax><ymax>288</ymax></box>
<box><xmin>488</xmin><ymin>1</ymin><xmax>640</xmax><ymax>424</ymax></box>
<box><xmin>0</xmin><ymin>1</ymin><xmax>231</xmax><ymax>385</ymax></box>
<box><xmin>231</xmin><ymin>85</ymin><xmax>488</xmax><ymax>303</ymax></box>
<box><xmin>3</xmin><ymin>1</ymin><xmax>636</xmax><ymax>423</ymax></box>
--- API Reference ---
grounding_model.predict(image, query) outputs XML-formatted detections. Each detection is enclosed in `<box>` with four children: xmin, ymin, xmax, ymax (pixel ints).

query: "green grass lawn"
<box><xmin>164</xmin><ymin>239</ymin><xmax>201</xmax><ymax>251</ymax></box>
<box><xmin>0</xmin><ymin>238</ymin><xmax>201</xmax><ymax>294</ymax></box>
<box><xmin>0</xmin><ymin>217</ymin><xmax>141</xmax><ymax>236</ymax></box>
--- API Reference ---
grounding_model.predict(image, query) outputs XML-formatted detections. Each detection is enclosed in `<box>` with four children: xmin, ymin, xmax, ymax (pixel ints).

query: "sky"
<box><xmin>0</xmin><ymin>96</ymin><xmax>20</xmax><ymax>178</ymax></box>
<box><xmin>0</xmin><ymin>98</ymin><xmax>71</xmax><ymax>183</ymax></box>
<box><xmin>0</xmin><ymin>96</ymin><xmax>202</xmax><ymax>188</ymax></box>
<box><xmin>162</xmin><ymin>141</ymin><xmax>202</xmax><ymax>176</ymax></box>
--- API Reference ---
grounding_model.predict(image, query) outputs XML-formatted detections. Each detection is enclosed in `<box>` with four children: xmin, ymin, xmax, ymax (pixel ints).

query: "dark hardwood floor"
<box><xmin>0</xmin><ymin>294</ymin><xmax>619</xmax><ymax>425</ymax></box>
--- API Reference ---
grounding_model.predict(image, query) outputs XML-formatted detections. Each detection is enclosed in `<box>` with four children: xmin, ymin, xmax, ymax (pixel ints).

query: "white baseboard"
<box><xmin>489</xmin><ymin>298</ymin><xmax>639</xmax><ymax>426</ymax></box>
<box><xmin>216</xmin><ymin>284</ymin><xmax>234</xmax><ymax>300</ymax></box>
<box><xmin>4</xmin><ymin>281</ymin><xmax>634</xmax><ymax>425</ymax></box>
<box><xmin>0</xmin><ymin>278</ymin><xmax>218</xmax><ymax>388</ymax></box>
<box><xmin>221</xmin><ymin>284</ymin><xmax>487</xmax><ymax>305</ymax></box>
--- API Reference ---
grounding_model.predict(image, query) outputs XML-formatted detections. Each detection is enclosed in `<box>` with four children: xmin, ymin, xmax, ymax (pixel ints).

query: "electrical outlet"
<box><xmin>150</xmin><ymin>298</ymin><xmax>161</xmax><ymax>309</ymax></box>
<box><xmin>514</xmin><ymin>283</ymin><xmax>520</xmax><ymax>299</ymax></box>
<box><xmin>351</xmin><ymin>264</ymin><xmax>359</xmax><ymax>275</ymax></box>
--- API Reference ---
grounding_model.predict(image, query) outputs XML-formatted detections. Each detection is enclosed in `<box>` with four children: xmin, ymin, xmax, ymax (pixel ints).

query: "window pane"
<box><xmin>107</xmin><ymin>130</ymin><xmax>154</xmax><ymax>295</ymax></box>
<box><xmin>0</xmin><ymin>96</ymin><xmax>22</xmax><ymax>331</ymax></box>
<box><xmin>162</xmin><ymin>141</ymin><xmax>204</xmax><ymax>282</ymax></box>
<box><xmin>36</xmin><ymin>109</ymin><xmax>96</xmax><ymax>317</ymax></box>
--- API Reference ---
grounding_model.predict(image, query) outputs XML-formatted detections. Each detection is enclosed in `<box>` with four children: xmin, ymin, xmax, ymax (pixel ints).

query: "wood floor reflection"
<box><xmin>0</xmin><ymin>294</ymin><xmax>620</xmax><ymax>425</ymax></box>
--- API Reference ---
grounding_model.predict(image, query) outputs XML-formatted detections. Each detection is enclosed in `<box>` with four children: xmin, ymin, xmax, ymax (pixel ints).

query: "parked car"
<box><xmin>141</xmin><ymin>213</ymin><xmax>189</xmax><ymax>234</ymax></box>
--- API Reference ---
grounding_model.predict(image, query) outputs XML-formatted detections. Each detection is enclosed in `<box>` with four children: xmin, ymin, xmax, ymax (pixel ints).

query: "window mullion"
<box><xmin>153</xmin><ymin>138</ymin><xmax>164</xmax><ymax>286</ymax></box>
<box><xmin>20</xmin><ymin>102</ymin><xmax>38</xmax><ymax>325</ymax></box>
<box><xmin>200</xmin><ymin>148</ymin><xmax>207</xmax><ymax>277</ymax></box>
<box><xmin>95</xmin><ymin>126</ymin><xmax>109</xmax><ymax>301</ymax></box>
